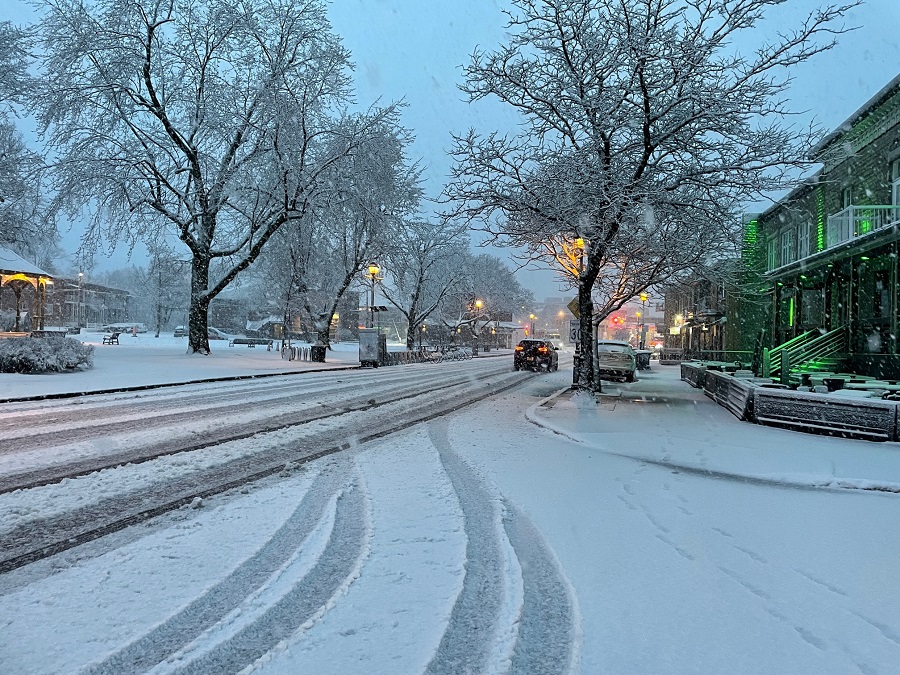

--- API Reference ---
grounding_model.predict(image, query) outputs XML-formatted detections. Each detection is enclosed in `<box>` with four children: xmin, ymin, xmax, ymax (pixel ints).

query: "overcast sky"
<box><xmin>3</xmin><ymin>0</ymin><xmax>900</xmax><ymax>298</ymax></box>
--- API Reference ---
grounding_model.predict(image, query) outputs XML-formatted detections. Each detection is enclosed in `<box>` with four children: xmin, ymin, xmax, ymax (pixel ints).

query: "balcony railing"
<box><xmin>826</xmin><ymin>205</ymin><xmax>900</xmax><ymax>249</ymax></box>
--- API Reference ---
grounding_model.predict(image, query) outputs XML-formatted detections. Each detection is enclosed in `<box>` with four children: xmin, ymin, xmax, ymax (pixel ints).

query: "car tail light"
<box><xmin>538</xmin><ymin>346</ymin><xmax>548</xmax><ymax>353</ymax></box>
<box><xmin>515</xmin><ymin>345</ymin><xmax>524</xmax><ymax>351</ymax></box>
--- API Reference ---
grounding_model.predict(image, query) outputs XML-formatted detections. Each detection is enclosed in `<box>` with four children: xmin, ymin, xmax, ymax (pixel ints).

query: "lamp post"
<box><xmin>639</xmin><ymin>292</ymin><xmax>648</xmax><ymax>350</ymax></box>
<box><xmin>529</xmin><ymin>313</ymin><xmax>536</xmax><ymax>337</ymax></box>
<box><xmin>77</xmin><ymin>272</ymin><xmax>84</xmax><ymax>328</ymax></box>
<box><xmin>366</xmin><ymin>263</ymin><xmax>381</xmax><ymax>329</ymax></box>
<box><xmin>473</xmin><ymin>298</ymin><xmax>484</xmax><ymax>354</ymax></box>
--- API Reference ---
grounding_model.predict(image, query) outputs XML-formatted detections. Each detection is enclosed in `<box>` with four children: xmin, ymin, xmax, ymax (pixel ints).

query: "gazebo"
<box><xmin>0</xmin><ymin>246</ymin><xmax>53</xmax><ymax>332</ymax></box>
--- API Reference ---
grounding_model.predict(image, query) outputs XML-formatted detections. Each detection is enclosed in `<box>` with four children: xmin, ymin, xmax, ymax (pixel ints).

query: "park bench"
<box><xmin>102</xmin><ymin>331</ymin><xmax>120</xmax><ymax>345</ymax></box>
<box><xmin>229</xmin><ymin>337</ymin><xmax>273</xmax><ymax>348</ymax></box>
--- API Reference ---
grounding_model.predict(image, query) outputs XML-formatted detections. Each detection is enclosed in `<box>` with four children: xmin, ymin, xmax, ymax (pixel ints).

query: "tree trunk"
<box><xmin>316</xmin><ymin>296</ymin><xmax>342</xmax><ymax>348</ymax></box>
<box><xmin>574</xmin><ymin>282</ymin><xmax>595</xmax><ymax>390</ymax></box>
<box><xmin>574</xmin><ymin>247</ymin><xmax>602</xmax><ymax>392</ymax></box>
<box><xmin>405</xmin><ymin>310</ymin><xmax>419</xmax><ymax>351</ymax></box>
<box><xmin>187</xmin><ymin>254</ymin><xmax>211</xmax><ymax>354</ymax></box>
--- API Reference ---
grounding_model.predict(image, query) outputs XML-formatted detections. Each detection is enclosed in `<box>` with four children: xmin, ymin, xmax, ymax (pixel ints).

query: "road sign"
<box><xmin>568</xmin><ymin>319</ymin><xmax>579</xmax><ymax>343</ymax></box>
<box><xmin>566</xmin><ymin>297</ymin><xmax>580</xmax><ymax>318</ymax></box>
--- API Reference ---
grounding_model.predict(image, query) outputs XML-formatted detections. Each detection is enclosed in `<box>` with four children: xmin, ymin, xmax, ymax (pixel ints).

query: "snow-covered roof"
<box><xmin>246</xmin><ymin>315</ymin><xmax>282</xmax><ymax>331</ymax></box>
<box><xmin>0</xmin><ymin>246</ymin><xmax>51</xmax><ymax>277</ymax></box>
<box><xmin>809</xmin><ymin>72</ymin><xmax>900</xmax><ymax>158</ymax></box>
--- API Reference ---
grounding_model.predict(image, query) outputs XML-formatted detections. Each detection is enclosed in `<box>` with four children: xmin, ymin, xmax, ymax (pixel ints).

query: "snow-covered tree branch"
<box><xmin>31</xmin><ymin>0</ymin><xmax>378</xmax><ymax>353</ymax></box>
<box><xmin>446</xmin><ymin>0</ymin><xmax>858</xmax><ymax>390</ymax></box>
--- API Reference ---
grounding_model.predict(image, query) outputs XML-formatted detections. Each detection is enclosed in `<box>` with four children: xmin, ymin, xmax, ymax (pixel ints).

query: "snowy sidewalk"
<box><xmin>528</xmin><ymin>365</ymin><xmax>900</xmax><ymax>493</ymax></box>
<box><xmin>0</xmin><ymin>335</ymin><xmax>515</xmax><ymax>401</ymax></box>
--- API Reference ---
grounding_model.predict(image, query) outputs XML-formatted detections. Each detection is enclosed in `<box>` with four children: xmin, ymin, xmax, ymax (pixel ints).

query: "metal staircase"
<box><xmin>761</xmin><ymin>326</ymin><xmax>848</xmax><ymax>381</ymax></box>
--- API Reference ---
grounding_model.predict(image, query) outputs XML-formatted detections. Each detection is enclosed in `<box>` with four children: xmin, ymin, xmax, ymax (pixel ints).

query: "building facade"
<box><xmin>753</xmin><ymin>73</ymin><xmax>900</xmax><ymax>377</ymax></box>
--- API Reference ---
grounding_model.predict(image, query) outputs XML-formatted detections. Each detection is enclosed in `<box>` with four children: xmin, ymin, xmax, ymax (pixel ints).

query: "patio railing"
<box><xmin>764</xmin><ymin>325</ymin><xmax>847</xmax><ymax>381</ymax></box>
<box><xmin>826</xmin><ymin>204</ymin><xmax>900</xmax><ymax>249</ymax></box>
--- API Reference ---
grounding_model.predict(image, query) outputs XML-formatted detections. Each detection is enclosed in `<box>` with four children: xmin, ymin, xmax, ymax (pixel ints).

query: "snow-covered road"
<box><xmin>1</xmin><ymin>363</ymin><xmax>898</xmax><ymax>673</ymax></box>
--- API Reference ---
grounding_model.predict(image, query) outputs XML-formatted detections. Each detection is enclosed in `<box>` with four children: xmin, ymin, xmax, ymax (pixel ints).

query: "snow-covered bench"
<box><xmin>229</xmin><ymin>337</ymin><xmax>273</xmax><ymax>348</ymax></box>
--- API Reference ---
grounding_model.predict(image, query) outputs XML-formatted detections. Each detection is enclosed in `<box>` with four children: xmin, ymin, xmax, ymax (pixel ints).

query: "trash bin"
<box><xmin>310</xmin><ymin>345</ymin><xmax>326</xmax><ymax>362</ymax></box>
<box><xmin>635</xmin><ymin>350</ymin><xmax>651</xmax><ymax>370</ymax></box>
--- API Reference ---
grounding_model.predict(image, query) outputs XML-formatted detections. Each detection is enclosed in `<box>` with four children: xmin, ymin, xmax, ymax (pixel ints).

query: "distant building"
<box><xmin>46</xmin><ymin>276</ymin><xmax>130</xmax><ymax>329</ymax></box>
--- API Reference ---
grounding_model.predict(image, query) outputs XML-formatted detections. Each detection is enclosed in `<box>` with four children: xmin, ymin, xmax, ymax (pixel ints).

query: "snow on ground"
<box><xmin>456</xmin><ymin>366</ymin><xmax>900</xmax><ymax>673</ymax></box>
<box><xmin>0</xmin><ymin>332</ymin><xmax>362</xmax><ymax>399</ymax></box>
<box><xmin>0</xmin><ymin>468</ymin><xmax>322</xmax><ymax>674</ymax></box>
<box><xmin>527</xmin><ymin>367</ymin><xmax>900</xmax><ymax>492</ymax></box>
<box><xmin>1</xmin><ymin>359</ymin><xmax>899</xmax><ymax>673</ymax></box>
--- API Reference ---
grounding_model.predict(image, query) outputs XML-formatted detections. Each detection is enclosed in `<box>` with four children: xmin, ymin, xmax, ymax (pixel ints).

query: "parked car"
<box><xmin>596</xmin><ymin>339</ymin><xmax>636</xmax><ymax>382</ymax></box>
<box><xmin>173</xmin><ymin>325</ymin><xmax>188</xmax><ymax>337</ymax></box>
<box><xmin>513</xmin><ymin>338</ymin><xmax>559</xmax><ymax>372</ymax></box>
<box><xmin>207</xmin><ymin>327</ymin><xmax>230</xmax><ymax>340</ymax></box>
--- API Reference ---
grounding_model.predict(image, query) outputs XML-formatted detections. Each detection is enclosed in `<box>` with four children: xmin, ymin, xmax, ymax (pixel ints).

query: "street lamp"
<box><xmin>473</xmin><ymin>299</ymin><xmax>484</xmax><ymax>354</ymax></box>
<box><xmin>77</xmin><ymin>272</ymin><xmax>84</xmax><ymax>328</ymax></box>
<box><xmin>366</xmin><ymin>263</ymin><xmax>381</xmax><ymax>329</ymax></box>
<box><xmin>639</xmin><ymin>292</ymin><xmax>648</xmax><ymax>350</ymax></box>
<box><xmin>529</xmin><ymin>313</ymin><xmax>537</xmax><ymax>337</ymax></box>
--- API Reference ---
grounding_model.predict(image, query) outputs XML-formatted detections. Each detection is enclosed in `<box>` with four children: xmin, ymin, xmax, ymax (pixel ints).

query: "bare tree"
<box><xmin>435</xmin><ymin>252</ymin><xmax>533</xmax><ymax>346</ymax></box>
<box><xmin>249</xmin><ymin>111</ymin><xmax>421</xmax><ymax>347</ymax></box>
<box><xmin>32</xmin><ymin>0</ymin><xmax>385</xmax><ymax>354</ymax></box>
<box><xmin>380</xmin><ymin>218</ymin><xmax>469</xmax><ymax>350</ymax></box>
<box><xmin>0</xmin><ymin>22</ymin><xmax>55</xmax><ymax>257</ymax></box>
<box><xmin>0</xmin><ymin>122</ymin><xmax>51</xmax><ymax>256</ymax></box>
<box><xmin>447</xmin><ymin>0</ymin><xmax>857</xmax><ymax>390</ymax></box>
<box><xmin>146</xmin><ymin>244</ymin><xmax>190</xmax><ymax>337</ymax></box>
<box><xmin>0</xmin><ymin>21</ymin><xmax>30</xmax><ymax>107</ymax></box>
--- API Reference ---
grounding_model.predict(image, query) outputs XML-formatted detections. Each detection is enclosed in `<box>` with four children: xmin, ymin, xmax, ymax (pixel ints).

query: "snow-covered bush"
<box><xmin>0</xmin><ymin>336</ymin><xmax>94</xmax><ymax>373</ymax></box>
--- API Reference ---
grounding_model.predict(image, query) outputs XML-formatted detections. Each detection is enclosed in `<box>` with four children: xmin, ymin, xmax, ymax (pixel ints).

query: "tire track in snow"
<box><xmin>426</xmin><ymin>419</ymin><xmax>578</xmax><ymax>674</ymax></box>
<box><xmin>425</xmin><ymin>421</ymin><xmax>513</xmax><ymax>675</ymax></box>
<box><xmin>169</xmin><ymin>475</ymin><xmax>369</xmax><ymax>674</ymax></box>
<box><xmin>83</xmin><ymin>462</ymin><xmax>352</xmax><ymax>674</ymax></box>
<box><xmin>504</xmin><ymin>503</ymin><xmax>580</xmax><ymax>675</ymax></box>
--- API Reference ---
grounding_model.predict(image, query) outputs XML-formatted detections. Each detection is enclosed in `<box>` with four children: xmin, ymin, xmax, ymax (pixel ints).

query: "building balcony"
<box><xmin>826</xmin><ymin>204</ymin><xmax>900</xmax><ymax>249</ymax></box>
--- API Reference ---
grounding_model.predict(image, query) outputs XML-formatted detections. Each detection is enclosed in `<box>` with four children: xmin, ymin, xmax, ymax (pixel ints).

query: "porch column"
<box><xmin>772</xmin><ymin>282</ymin><xmax>782</xmax><ymax>345</ymax></box>
<box><xmin>892</xmin><ymin>241</ymin><xmax>899</xmax><ymax>354</ymax></box>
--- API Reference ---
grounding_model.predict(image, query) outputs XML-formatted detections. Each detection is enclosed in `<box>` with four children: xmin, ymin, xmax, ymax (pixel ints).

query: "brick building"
<box><xmin>751</xmin><ymin>73</ymin><xmax>900</xmax><ymax>377</ymax></box>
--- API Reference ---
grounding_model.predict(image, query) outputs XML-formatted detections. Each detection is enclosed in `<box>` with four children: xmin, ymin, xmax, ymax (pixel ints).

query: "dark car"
<box><xmin>514</xmin><ymin>338</ymin><xmax>559</xmax><ymax>372</ymax></box>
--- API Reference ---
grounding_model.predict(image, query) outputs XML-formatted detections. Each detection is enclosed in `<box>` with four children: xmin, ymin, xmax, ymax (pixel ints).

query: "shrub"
<box><xmin>0</xmin><ymin>336</ymin><xmax>94</xmax><ymax>373</ymax></box>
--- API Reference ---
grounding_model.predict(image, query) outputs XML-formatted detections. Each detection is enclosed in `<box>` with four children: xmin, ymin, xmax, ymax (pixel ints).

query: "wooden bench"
<box><xmin>102</xmin><ymin>332</ymin><xmax>120</xmax><ymax>345</ymax></box>
<box><xmin>229</xmin><ymin>337</ymin><xmax>273</xmax><ymax>348</ymax></box>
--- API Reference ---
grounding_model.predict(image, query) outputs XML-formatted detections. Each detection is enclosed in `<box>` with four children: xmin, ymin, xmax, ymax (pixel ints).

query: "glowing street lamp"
<box><xmin>638</xmin><ymin>292</ymin><xmax>649</xmax><ymax>350</ymax></box>
<box><xmin>366</xmin><ymin>263</ymin><xmax>381</xmax><ymax>329</ymax></box>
